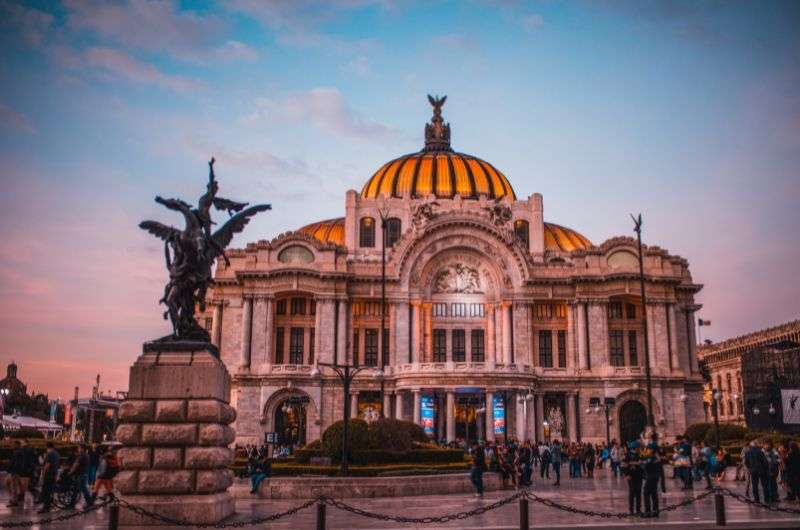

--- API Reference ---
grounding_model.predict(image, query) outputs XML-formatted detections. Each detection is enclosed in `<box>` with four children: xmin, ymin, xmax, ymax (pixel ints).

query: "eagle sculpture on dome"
<box><xmin>139</xmin><ymin>159</ymin><xmax>270</xmax><ymax>345</ymax></box>
<box><xmin>424</xmin><ymin>94</ymin><xmax>451</xmax><ymax>151</ymax></box>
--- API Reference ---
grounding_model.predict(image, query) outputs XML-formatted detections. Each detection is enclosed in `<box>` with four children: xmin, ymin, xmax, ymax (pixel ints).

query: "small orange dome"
<box><xmin>297</xmin><ymin>218</ymin><xmax>345</xmax><ymax>246</ymax></box>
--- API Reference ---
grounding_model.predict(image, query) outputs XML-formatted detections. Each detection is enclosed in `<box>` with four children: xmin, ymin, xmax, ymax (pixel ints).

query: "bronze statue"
<box><xmin>140</xmin><ymin>158</ymin><xmax>270</xmax><ymax>345</ymax></box>
<box><xmin>424</xmin><ymin>94</ymin><xmax>451</xmax><ymax>152</ymax></box>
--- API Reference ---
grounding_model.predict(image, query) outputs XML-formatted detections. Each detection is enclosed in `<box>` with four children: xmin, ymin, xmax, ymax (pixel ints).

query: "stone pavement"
<box><xmin>1</xmin><ymin>469</ymin><xmax>799</xmax><ymax>529</ymax></box>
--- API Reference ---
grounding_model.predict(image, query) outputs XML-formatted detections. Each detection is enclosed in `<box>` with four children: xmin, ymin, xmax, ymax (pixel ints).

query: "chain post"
<box><xmin>108</xmin><ymin>502</ymin><xmax>119</xmax><ymax>530</ymax></box>
<box><xmin>519</xmin><ymin>497</ymin><xmax>529</xmax><ymax>530</ymax></box>
<box><xmin>714</xmin><ymin>492</ymin><xmax>726</xmax><ymax>526</ymax></box>
<box><xmin>316</xmin><ymin>500</ymin><xmax>326</xmax><ymax>530</ymax></box>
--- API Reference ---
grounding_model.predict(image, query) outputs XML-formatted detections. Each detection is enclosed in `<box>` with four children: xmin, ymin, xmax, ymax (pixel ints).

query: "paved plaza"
<box><xmin>1</xmin><ymin>470</ymin><xmax>799</xmax><ymax>529</ymax></box>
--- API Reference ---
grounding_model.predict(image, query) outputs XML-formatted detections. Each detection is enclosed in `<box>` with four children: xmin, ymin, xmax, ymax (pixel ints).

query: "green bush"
<box><xmin>684</xmin><ymin>422</ymin><xmax>712</xmax><ymax>442</ymax></box>
<box><xmin>349</xmin><ymin>448</ymin><xmax>465</xmax><ymax>465</ymax></box>
<box><xmin>322</xmin><ymin>419</ymin><xmax>374</xmax><ymax>459</ymax></box>
<box><xmin>703</xmin><ymin>423</ymin><xmax>748</xmax><ymax>445</ymax></box>
<box><xmin>399</xmin><ymin>421</ymin><xmax>429</xmax><ymax>444</ymax></box>
<box><xmin>369</xmin><ymin>418</ymin><xmax>412</xmax><ymax>452</ymax></box>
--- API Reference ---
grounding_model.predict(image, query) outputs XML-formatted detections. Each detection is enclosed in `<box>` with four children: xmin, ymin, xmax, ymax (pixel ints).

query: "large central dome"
<box><xmin>361</xmin><ymin>95</ymin><xmax>516</xmax><ymax>200</ymax></box>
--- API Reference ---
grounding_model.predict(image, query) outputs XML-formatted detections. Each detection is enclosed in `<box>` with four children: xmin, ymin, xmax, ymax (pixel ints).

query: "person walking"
<box><xmin>470</xmin><ymin>442</ymin><xmax>486</xmax><ymax>496</ymax></box>
<box><xmin>610</xmin><ymin>441</ymin><xmax>623</xmax><ymax>478</ymax></box>
<box><xmin>585</xmin><ymin>443</ymin><xmax>596</xmax><ymax>478</ymax></box>
<box><xmin>36</xmin><ymin>442</ymin><xmax>61</xmax><ymax>514</ymax></box>
<box><xmin>519</xmin><ymin>441</ymin><xmax>533</xmax><ymax>487</ymax></box>
<box><xmin>744</xmin><ymin>441</ymin><xmax>769</xmax><ymax>503</ymax></box>
<box><xmin>540</xmin><ymin>443</ymin><xmax>551</xmax><ymax>479</ymax></box>
<box><xmin>92</xmin><ymin>448</ymin><xmax>119</xmax><ymax>501</ymax></box>
<box><xmin>551</xmin><ymin>440</ymin><xmax>562</xmax><ymax>486</ymax></box>
<box><xmin>764</xmin><ymin>441</ymin><xmax>781</xmax><ymax>503</ymax></box>
<box><xmin>66</xmin><ymin>445</ymin><xmax>94</xmax><ymax>509</ymax></box>
<box><xmin>87</xmin><ymin>443</ymin><xmax>100</xmax><ymax>486</ymax></box>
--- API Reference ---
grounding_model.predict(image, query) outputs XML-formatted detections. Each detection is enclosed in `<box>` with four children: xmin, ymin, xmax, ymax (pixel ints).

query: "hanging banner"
<box><xmin>420</xmin><ymin>395</ymin><xmax>435</xmax><ymax>436</ymax></box>
<box><xmin>781</xmin><ymin>389</ymin><xmax>800</xmax><ymax>425</ymax></box>
<box><xmin>493</xmin><ymin>395</ymin><xmax>505</xmax><ymax>435</ymax></box>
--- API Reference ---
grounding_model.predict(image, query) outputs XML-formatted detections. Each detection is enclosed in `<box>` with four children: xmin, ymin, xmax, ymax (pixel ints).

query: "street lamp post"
<box><xmin>631</xmin><ymin>214</ymin><xmax>656</xmax><ymax>436</ymax></box>
<box><xmin>588</xmin><ymin>397</ymin><xmax>616</xmax><ymax>446</ymax></box>
<box><xmin>317</xmin><ymin>362</ymin><xmax>369</xmax><ymax>475</ymax></box>
<box><xmin>711</xmin><ymin>389</ymin><xmax>722</xmax><ymax>450</ymax></box>
<box><xmin>378</xmin><ymin>208</ymin><xmax>389</xmax><ymax>417</ymax></box>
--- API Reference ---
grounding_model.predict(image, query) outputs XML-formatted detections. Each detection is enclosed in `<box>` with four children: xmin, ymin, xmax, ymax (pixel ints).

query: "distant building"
<box><xmin>740</xmin><ymin>341</ymin><xmax>800</xmax><ymax>433</ymax></box>
<box><xmin>0</xmin><ymin>362</ymin><xmax>27</xmax><ymax>397</ymax></box>
<box><xmin>697</xmin><ymin>319</ymin><xmax>800</xmax><ymax>425</ymax></box>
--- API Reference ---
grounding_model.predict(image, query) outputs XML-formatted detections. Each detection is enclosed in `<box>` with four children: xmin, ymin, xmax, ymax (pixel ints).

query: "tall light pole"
<box><xmin>631</xmin><ymin>213</ymin><xmax>655</xmax><ymax>436</ymax></box>
<box><xmin>378</xmin><ymin>207</ymin><xmax>388</xmax><ymax>417</ymax></box>
<box><xmin>318</xmin><ymin>362</ymin><xmax>369</xmax><ymax>475</ymax></box>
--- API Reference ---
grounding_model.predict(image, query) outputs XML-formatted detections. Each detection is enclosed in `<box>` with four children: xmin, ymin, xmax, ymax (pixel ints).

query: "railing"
<box><xmin>2</xmin><ymin>486</ymin><xmax>798</xmax><ymax>529</ymax></box>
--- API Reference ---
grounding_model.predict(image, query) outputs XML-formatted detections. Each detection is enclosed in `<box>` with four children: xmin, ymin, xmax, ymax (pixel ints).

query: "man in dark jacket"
<box><xmin>744</xmin><ymin>441</ymin><xmax>769</xmax><ymax>503</ymax></box>
<box><xmin>470</xmin><ymin>442</ymin><xmax>486</xmax><ymax>496</ymax></box>
<box><xmin>642</xmin><ymin>435</ymin><xmax>666</xmax><ymax>517</ymax></box>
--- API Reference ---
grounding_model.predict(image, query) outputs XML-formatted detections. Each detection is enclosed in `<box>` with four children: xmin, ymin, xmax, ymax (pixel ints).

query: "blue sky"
<box><xmin>0</xmin><ymin>0</ymin><xmax>798</xmax><ymax>397</ymax></box>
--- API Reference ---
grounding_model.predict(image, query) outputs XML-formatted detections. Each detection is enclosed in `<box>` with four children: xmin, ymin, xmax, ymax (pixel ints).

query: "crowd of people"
<box><xmin>467</xmin><ymin>434</ymin><xmax>800</xmax><ymax>518</ymax></box>
<box><xmin>3</xmin><ymin>441</ymin><xmax>119</xmax><ymax>513</ymax></box>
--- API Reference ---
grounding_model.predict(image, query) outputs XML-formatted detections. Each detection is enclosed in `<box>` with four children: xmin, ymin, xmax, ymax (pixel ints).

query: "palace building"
<box><xmin>200</xmin><ymin>97</ymin><xmax>706</xmax><ymax>447</ymax></box>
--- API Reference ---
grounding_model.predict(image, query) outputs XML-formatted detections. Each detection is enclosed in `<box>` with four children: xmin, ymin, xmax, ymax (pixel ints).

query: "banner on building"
<box><xmin>420</xmin><ymin>395</ymin><xmax>435</xmax><ymax>436</ymax></box>
<box><xmin>493</xmin><ymin>395</ymin><xmax>505</xmax><ymax>435</ymax></box>
<box><xmin>781</xmin><ymin>389</ymin><xmax>800</xmax><ymax>425</ymax></box>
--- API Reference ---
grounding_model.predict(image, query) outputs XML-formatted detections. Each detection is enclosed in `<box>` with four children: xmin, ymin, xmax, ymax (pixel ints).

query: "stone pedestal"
<box><xmin>115</xmin><ymin>344</ymin><xmax>237</xmax><ymax>526</ymax></box>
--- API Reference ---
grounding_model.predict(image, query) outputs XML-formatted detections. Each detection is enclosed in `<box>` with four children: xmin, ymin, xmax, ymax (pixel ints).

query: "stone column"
<box><xmin>566</xmin><ymin>393</ymin><xmax>576</xmax><ymax>442</ymax></box>
<box><xmin>261</xmin><ymin>298</ymin><xmax>274</xmax><ymax>371</ymax></box>
<box><xmin>395</xmin><ymin>391</ymin><xmax>404</xmax><ymax>420</ymax></box>
<box><xmin>116</xmin><ymin>345</ymin><xmax>236</xmax><ymax>525</ymax></box>
<box><xmin>446</xmin><ymin>391</ymin><xmax>455</xmax><ymax>442</ymax></box>
<box><xmin>313</xmin><ymin>298</ymin><xmax>323</xmax><ymax>365</ymax></box>
<box><xmin>413</xmin><ymin>389</ymin><xmax>421</xmax><ymax>424</ymax></box>
<box><xmin>485</xmin><ymin>390</ymin><xmax>495</xmax><ymax>442</ymax></box>
<box><xmin>411</xmin><ymin>301</ymin><xmax>421</xmax><ymax>364</ymax></box>
<box><xmin>423</xmin><ymin>304</ymin><xmax>433</xmax><ymax>363</ymax></box>
<box><xmin>668</xmin><ymin>303</ymin><xmax>680</xmax><ymax>371</ymax></box>
<box><xmin>383</xmin><ymin>391</ymin><xmax>392</xmax><ymax>419</ymax></box>
<box><xmin>517</xmin><ymin>394</ymin><xmax>527</xmax><ymax>442</ymax></box>
<box><xmin>501</xmin><ymin>302</ymin><xmax>512</xmax><ymax>365</ymax></box>
<box><xmin>350</xmin><ymin>392</ymin><xmax>359</xmax><ymax>419</ymax></box>
<box><xmin>535</xmin><ymin>393</ymin><xmax>544</xmax><ymax>443</ymax></box>
<box><xmin>211</xmin><ymin>303</ymin><xmax>222</xmax><ymax>348</ymax></box>
<box><xmin>486</xmin><ymin>304</ymin><xmax>496</xmax><ymax>366</ymax></box>
<box><xmin>251</xmin><ymin>296</ymin><xmax>267</xmax><ymax>369</ymax></box>
<box><xmin>395</xmin><ymin>302</ymin><xmax>409</xmax><ymax>365</ymax></box>
<box><xmin>336</xmin><ymin>299</ymin><xmax>348</xmax><ymax>365</ymax></box>
<box><xmin>566</xmin><ymin>303</ymin><xmax>576</xmax><ymax>369</ymax></box>
<box><xmin>239</xmin><ymin>297</ymin><xmax>253</xmax><ymax>371</ymax></box>
<box><xmin>576</xmin><ymin>302</ymin><xmax>588</xmax><ymax>370</ymax></box>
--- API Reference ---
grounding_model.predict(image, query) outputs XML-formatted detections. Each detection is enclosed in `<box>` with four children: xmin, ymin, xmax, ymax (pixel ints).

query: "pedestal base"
<box><xmin>119</xmin><ymin>492</ymin><xmax>235</xmax><ymax>526</ymax></box>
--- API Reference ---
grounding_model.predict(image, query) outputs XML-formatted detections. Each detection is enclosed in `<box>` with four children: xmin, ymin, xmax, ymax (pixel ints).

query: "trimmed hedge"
<box><xmin>320</xmin><ymin>418</ymin><xmax>439</xmax><ymax>460</ymax></box>
<box><xmin>684</xmin><ymin>422</ymin><xmax>712</xmax><ymax>442</ymax></box>
<box><xmin>295</xmin><ymin>447</ymin><xmax>465</xmax><ymax>465</ymax></box>
<box><xmin>270</xmin><ymin>461</ymin><xmax>469</xmax><ymax>477</ymax></box>
<box><xmin>703</xmin><ymin>423</ymin><xmax>748</xmax><ymax>444</ymax></box>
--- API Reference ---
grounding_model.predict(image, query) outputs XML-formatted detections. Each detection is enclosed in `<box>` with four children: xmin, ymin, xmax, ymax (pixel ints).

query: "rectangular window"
<box><xmin>276</xmin><ymin>299</ymin><xmax>286</xmax><ymax>315</ymax></box>
<box><xmin>625</xmin><ymin>303</ymin><xmax>636</xmax><ymax>320</ymax></box>
<box><xmin>433</xmin><ymin>329</ymin><xmax>447</xmax><ymax>362</ymax></box>
<box><xmin>608</xmin><ymin>302</ymin><xmax>623</xmax><ymax>319</ymax></box>
<box><xmin>275</xmin><ymin>327</ymin><xmax>285</xmax><ymax>364</ymax></box>
<box><xmin>364</xmin><ymin>329</ymin><xmax>378</xmax><ymax>366</ymax></box>
<box><xmin>290</xmin><ymin>297</ymin><xmax>306</xmax><ymax>315</ymax></box>
<box><xmin>471</xmin><ymin>329</ymin><xmax>485</xmax><ymax>362</ymax></box>
<box><xmin>289</xmin><ymin>327</ymin><xmax>304</xmax><ymax>364</ymax></box>
<box><xmin>469</xmin><ymin>303</ymin><xmax>485</xmax><ymax>318</ymax></box>
<box><xmin>609</xmin><ymin>330</ymin><xmax>624</xmax><ymax>366</ymax></box>
<box><xmin>538</xmin><ymin>330</ymin><xmax>553</xmax><ymax>367</ymax></box>
<box><xmin>557</xmin><ymin>330</ymin><xmax>567</xmax><ymax>368</ymax></box>
<box><xmin>452</xmin><ymin>329</ymin><xmax>466</xmax><ymax>362</ymax></box>
<box><xmin>353</xmin><ymin>330</ymin><xmax>359</xmax><ymax>363</ymax></box>
<box><xmin>386</xmin><ymin>218</ymin><xmax>401</xmax><ymax>247</ymax></box>
<box><xmin>309</xmin><ymin>328</ymin><xmax>315</xmax><ymax>364</ymax></box>
<box><xmin>628</xmin><ymin>330</ymin><xmax>638</xmax><ymax>365</ymax></box>
<box><xmin>451</xmin><ymin>303</ymin><xmax>467</xmax><ymax>317</ymax></box>
<box><xmin>432</xmin><ymin>303</ymin><xmax>447</xmax><ymax>317</ymax></box>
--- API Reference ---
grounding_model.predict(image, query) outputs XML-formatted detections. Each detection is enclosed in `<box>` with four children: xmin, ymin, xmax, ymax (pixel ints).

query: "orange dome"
<box><xmin>297</xmin><ymin>217</ymin><xmax>591</xmax><ymax>252</ymax></box>
<box><xmin>361</xmin><ymin>151</ymin><xmax>515</xmax><ymax>200</ymax></box>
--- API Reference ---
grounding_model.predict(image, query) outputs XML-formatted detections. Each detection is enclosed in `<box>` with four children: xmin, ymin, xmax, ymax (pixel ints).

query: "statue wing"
<box><xmin>213</xmin><ymin>197</ymin><xmax>249</xmax><ymax>214</ymax></box>
<box><xmin>139</xmin><ymin>220</ymin><xmax>181</xmax><ymax>242</ymax></box>
<box><xmin>209</xmin><ymin>204</ymin><xmax>271</xmax><ymax>255</ymax></box>
<box><xmin>440</xmin><ymin>95</ymin><xmax>446</xmax><ymax>106</ymax></box>
<box><xmin>428</xmin><ymin>94</ymin><xmax>435</xmax><ymax>106</ymax></box>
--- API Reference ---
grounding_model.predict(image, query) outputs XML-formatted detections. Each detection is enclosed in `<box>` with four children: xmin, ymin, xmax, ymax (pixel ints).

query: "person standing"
<box><xmin>519</xmin><ymin>441</ymin><xmax>532</xmax><ymax>487</ymax></box>
<box><xmin>36</xmin><ymin>442</ymin><xmax>61</xmax><ymax>514</ymax></box>
<box><xmin>625</xmin><ymin>449</ymin><xmax>644</xmax><ymax>516</ymax></box>
<box><xmin>744</xmin><ymin>441</ymin><xmax>769</xmax><ymax>503</ymax></box>
<box><xmin>470</xmin><ymin>442</ymin><xmax>486</xmax><ymax>496</ymax></box>
<box><xmin>784</xmin><ymin>442</ymin><xmax>800</xmax><ymax>502</ymax></box>
<box><xmin>551</xmin><ymin>440</ymin><xmax>562</xmax><ymax>486</ymax></box>
<box><xmin>540</xmin><ymin>443</ymin><xmax>551</xmax><ymax>479</ymax></box>
<box><xmin>764</xmin><ymin>441</ymin><xmax>781</xmax><ymax>503</ymax></box>
<box><xmin>585</xmin><ymin>443</ymin><xmax>596</xmax><ymax>479</ymax></box>
<box><xmin>87</xmin><ymin>443</ymin><xmax>100</xmax><ymax>486</ymax></box>
<box><xmin>642</xmin><ymin>434</ymin><xmax>665</xmax><ymax>517</ymax></box>
<box><xmin>610</xmin><ymin>441</ymin><xmax>623</xmax><ymax>478</ymax></box>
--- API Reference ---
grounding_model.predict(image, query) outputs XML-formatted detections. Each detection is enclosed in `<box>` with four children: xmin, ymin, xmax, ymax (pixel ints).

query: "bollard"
<box><xmin>108</xmin><ymin>502</ymin><xmax>119</xmax><ymax>530</ymax></box>
<box><xmin>316</xmin><ymin>501</ymin><xmax>326</xmax><ymax>530</ymax></box>
<box><xmin>714</xmin><ymin>493</ymin><xmax>726</xmax><ymax>526</ymax></box>
<box><xmin>519</xmin><ymin>497</ymin><xmax>529</xmax><ymax>530</ymax></box>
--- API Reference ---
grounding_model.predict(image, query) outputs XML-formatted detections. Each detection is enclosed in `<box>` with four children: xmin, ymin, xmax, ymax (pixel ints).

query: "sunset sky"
<box><xmin>0</xmin><ymin>0</ymin><xmax>798</xmax><ymax>399</ymax></box>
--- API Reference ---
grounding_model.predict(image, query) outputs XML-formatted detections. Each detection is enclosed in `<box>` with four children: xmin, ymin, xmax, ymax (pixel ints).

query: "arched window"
<box><xmin>385</xmin><ymin>217</ymin><xmax>402</xmax><ymax>247</ymax></box>
<box><xmin>359</xmin><ymin>217</ymin><xmax>375</xmax><ymax>247</ymax></box>
<box><xmin>514</xmin><ymin>220</ymin><xmax>530</xmax><ymax>249</ymax></box>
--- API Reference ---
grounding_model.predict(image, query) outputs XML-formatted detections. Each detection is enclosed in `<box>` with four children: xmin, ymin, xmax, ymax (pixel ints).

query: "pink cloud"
<box><xmin>84</xmin><ymin>47</ymin><xmax>204</xmax><ymax>92</ymax></box>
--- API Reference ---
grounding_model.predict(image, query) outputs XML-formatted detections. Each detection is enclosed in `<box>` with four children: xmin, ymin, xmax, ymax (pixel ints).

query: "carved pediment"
<box><xmin>434</xmin><ymin>264</ymin><xmax>482</xmax><ymax>294</ymax></box>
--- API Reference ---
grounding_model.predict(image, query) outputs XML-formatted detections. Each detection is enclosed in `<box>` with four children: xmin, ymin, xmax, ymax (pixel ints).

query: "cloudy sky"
<box><xmin>1</xmin><ymin>0</ymin><xmax>798</xmax><ymax>398</ymax></box>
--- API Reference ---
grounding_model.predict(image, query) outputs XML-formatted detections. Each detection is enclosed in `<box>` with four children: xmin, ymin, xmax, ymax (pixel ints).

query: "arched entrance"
<box><xmin>619</xmin><ymin>400</ymin><xmax>647</xmax><ymax>444</ymax></box>
<box><xmin>274</xmin><ymin>397</ymin><xmax>308</xmax><ymax>447</ymax></box>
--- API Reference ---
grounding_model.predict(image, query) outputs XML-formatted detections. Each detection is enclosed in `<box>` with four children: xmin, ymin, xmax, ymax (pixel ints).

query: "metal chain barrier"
<box><xmin>114</xmin><ymin>496</ymin><xmax>319</xmax><ymax>528</ymax></box>
<box><xmin>0</xmin><ymin>497</ymin><xmax>114</xmax><ymax>529</ymax></box>
<box><xmin>715</xmin><ymin>486</ymin><xmax>800</xmax><ymax>515</ymax></box>
<box><xmin>319</xmin><ymin>490</ymin><xmax>527</xmax><ymax>524</ymax></box>
<box><xmin>523</xmin><ymin>488</ymin><xmax>717</xmax><ymax>519</ymax></box>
